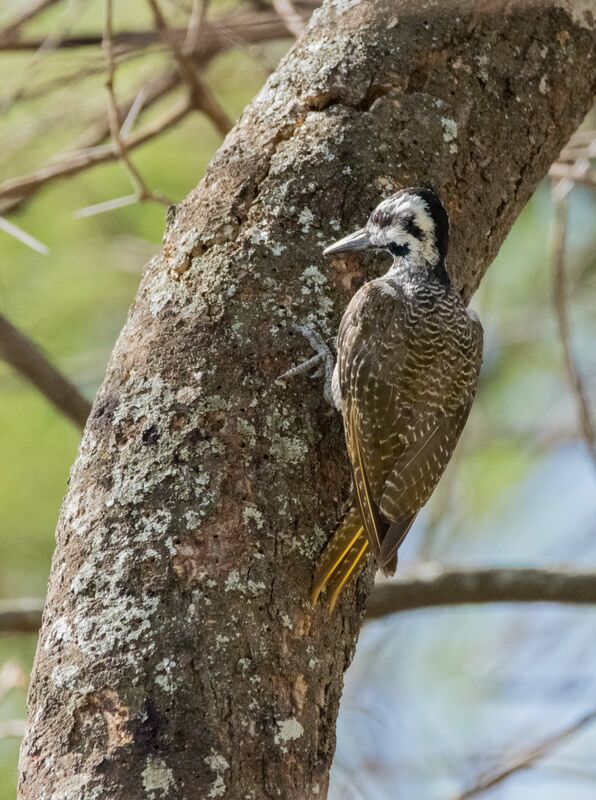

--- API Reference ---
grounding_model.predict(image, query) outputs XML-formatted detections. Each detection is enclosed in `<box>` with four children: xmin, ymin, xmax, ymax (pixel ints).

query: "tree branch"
<box><xmin>0</xmin><ymin>599</ymin><xmax>43</xmax><ymax>635</ymax></box>
<box><xmin>0</xmin><ymin>4</ymin><xmax>316</xmax><ymax>53</ymax></box>
<box><xmin>17</xmin><ymin>2</ymin><xmax>596</xmax><ymax>798</ymax></box>
<box><xmin>366</xmin><ymin>566</ymin><xmax>596</xmax><ymax>620</ymax></box>
<box><xmin>146</xmin><ymin>0</ymin><xmax>232</xmax><ymax>135</ymax></box>
<box><xmin>551</xmin><ymin>189</ymin><xmax>596</xmax><ymax>471</ymax></box>
<box><xmin>0</xmin><ymin>96</ymin><xmax>192</xmax><ymax>213</ymax></box>
<box><xmin>455</xmin><ymin>709</ymin><xmax>596</xmax><ymax>799</ymax></box>
<box><xmin>0</xmin><ymin>313</ymin><xmax>91</xmax><ymax>429</ymax></box>
<box><xmin>0</xmin><ymin>0</ymin><xmax>62</xmax><ymax>45</ymax></box>
<box><xmin>101</xmin><ymin>0</ymin><xmax>171</xmax><ymax>209</ymax></box>
<box><xmin>9</xmin><ymin>566</ymin><xmax>596</xmax><ymax>636</ymax></box>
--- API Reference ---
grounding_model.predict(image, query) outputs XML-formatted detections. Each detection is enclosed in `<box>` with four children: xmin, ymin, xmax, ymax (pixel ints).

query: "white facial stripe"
<box><xmin>390</xmin><ymin>195</ymin><xmax>434</xmax><ymax>233</ymax></box>
<box><xmin>387</xmin><ymin>227</ymin><xmax>438</xmax><ymax>264</ymax></box>
<box><xmin>384</xmin><ymin>195</ymin><xmax>437</xmax><ymax>264</ymax></box>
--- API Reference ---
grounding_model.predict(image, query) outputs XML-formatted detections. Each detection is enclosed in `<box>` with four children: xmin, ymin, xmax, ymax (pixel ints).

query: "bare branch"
<box><xmin>0</xmin><ymin>720</ymin><xmax>27</xmax><ymax>740</ymax></box>
<box><xmin>0</xmin><ymin>0</ymin><xmax>62</xmax><ymax>44</ymax></box>
<box><xmin>0</xmin><ymin>96</ymin><xmax>192</xmax><ymax>213</ymax></box>
<box><xmin>549</xmin><ymin>161</ymin><xmax>596</xmax><ymax>188</ymax></box>
<box><xmin>366</xmin><ymin>566</ymin><xmax>596</xmax><ymax>620</ymax></box>
<box><xmin>551</xmin><ymin>190</ymin><xmax>596</xmax><ymax>471</ymax></box>
<box><xmin>0</xmin><ymin>313</ymin><xmax>91</xmax><ymax>429</ymax></box>
<box><xmin>102</xmin><ymin>0</ymin><xmax>171</xmax><ymax>208</ymax></box>
<box><xmin>146</xmin><ymin>0</ymin><xmax>232</xmax><ymax>135</ymax></box>
<box><xmin>0</xmin><ymin>30</ymin><xmax>163</xmax><ymax>52</ymax></box>
<box><xmin>0</xmin><ymin>4</ymin><xmax>314</xmax><ymax>215</ymax></box>
<box><xmin>454</xmin><ymin>709</ymin><xmax>596</xmax><ymax>799</ymax></box>
<box><xmin>0</xmin><ymin>3</ymin><xmax>316</xmax><ymax>54</ymax></box>
<box><xmin>272</xmin><ymin>0</ymin><xmax>306</xmax><ymax>38</ymax></box>
<box><xmin>0</xmin><ymin>598</ymin><xmax>43</xmax><ymax>634</ymax></box>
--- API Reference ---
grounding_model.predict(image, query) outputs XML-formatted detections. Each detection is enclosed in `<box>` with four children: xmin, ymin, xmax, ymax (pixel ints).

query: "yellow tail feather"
<box><xmin>327</xmin><ymin>539</ymin><xmax>369</xmax><ymax>612</ymax></box>
<box><xmin>311</xmin><ymin>508</ymin><xmax>369</xmax><ymax>609</ymax></box>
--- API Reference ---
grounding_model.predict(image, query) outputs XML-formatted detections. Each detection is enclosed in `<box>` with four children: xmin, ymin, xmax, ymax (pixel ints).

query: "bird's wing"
<box><xmin>337</xmin><ymin>282</ymin><xmax>407</xmax><ymax>559</ymax></box>
<box><xmin>345</xmin><ymin>402</ymin><xmax>385</xmax><ymax>556</ymax></box>
<box><xmin>338</xmin><ymin>280</ymin><xmax>483</xmax><ymax>565</ymax></box>
<box><xmin>377</xmin><ymin>399</ymin><xmax>474</xmax><ymax>565</ymax></box>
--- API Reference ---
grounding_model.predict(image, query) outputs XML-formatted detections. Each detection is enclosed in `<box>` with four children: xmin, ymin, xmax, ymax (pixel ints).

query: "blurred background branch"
<box><xmin>0</xmin><ymin>313</ymin><xmax>91</xmax><ymax>428</ymax></box>
<box><xmin>455</xmin><ymin>709</ymin><xmax>596</xmax><ymax>800</ymax></box>
<box><xmin>551</xmin><ymin>187</ymin><xmax>596</xmax><ymax>471</ymax></box>
<box><xmin>366</xmin><ymin>567</ymin><xmax>596</xmax><ymax>620</ymax></box>
<box><xmin>0</xmin><ymin>600</ymin><xmax>43</xmax><ymax>635</ymax></box>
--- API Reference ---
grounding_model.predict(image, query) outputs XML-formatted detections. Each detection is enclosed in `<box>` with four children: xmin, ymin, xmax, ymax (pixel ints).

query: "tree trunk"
<box><xmin>18</xmin><ymin>1</ymin><xmax>595</xmax><ymax>798</ymax></box>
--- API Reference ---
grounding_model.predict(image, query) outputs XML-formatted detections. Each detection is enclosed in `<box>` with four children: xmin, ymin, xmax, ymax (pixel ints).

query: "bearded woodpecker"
<box><xmin>312</xmin><ymin>187</ymin><xmax>483</xmax><ymax>611</ymax></box>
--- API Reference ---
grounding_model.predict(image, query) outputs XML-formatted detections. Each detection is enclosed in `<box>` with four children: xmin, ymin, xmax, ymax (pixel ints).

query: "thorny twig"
<box><xmin>76</xmin><ymin>69</ymin><xmax>180</xmax><ymax>150</ymax></box>
<box><xmin>272</xmin><ymin>0</ymin><xmax>306</xmax><ymax>38</ymax></box>
<box><xmin>0</xmin><ymin>4</ymin><xmax>312</xmax><ymax>215</ymax></box>
<box><xmin>0</xmin><ymin>96</ymin><xmax>192</xmax><ymax>214</ymax></box>
<box><xmin>101</xmin><ymin>0</ymin><xmax>171</xmax><ymax>211</ymax></box>
<box><xmin>551</xmin><ymin>189</ymin><xmax>596</xmax><ymax>472</ymax></box>
<box><xmin>146</xmin><ymin>0</ymin><xmax>232</xmax><ymax>135</ymax></box>
<box><xmin>0</xmin><ymin>7</ymin><xmax>313</xmax><ymax>54</ymax></box>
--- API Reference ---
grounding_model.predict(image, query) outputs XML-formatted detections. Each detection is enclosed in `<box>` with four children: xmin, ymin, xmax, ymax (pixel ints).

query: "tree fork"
<box><xmin>18</xmin><ymin>2</ymin><xmax>595</xmax><ymax>798</ymax></box>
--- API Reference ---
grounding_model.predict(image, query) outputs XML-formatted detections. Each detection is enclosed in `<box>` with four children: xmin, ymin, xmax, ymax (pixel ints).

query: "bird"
<box><xmin>311</xmin><ymin>187</ymin><xmax>483</xmax><ymax>611</ymax></box>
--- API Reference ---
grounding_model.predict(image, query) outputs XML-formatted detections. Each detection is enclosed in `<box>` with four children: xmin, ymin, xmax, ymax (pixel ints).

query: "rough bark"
<box><xmin>18</xmin><ymin>1</ymin><xmax>595</xmax><ymax>798</ymax></box>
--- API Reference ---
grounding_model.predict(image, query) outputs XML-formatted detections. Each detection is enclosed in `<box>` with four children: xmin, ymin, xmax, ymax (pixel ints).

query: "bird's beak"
<box><xmin>323</xmin><ymin>228</ymin><xmax>371</xmax><ymax>256</ymax></box>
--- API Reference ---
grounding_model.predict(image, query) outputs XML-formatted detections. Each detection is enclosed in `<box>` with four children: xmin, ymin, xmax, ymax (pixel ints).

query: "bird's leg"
<box><xmin>280</xmin><ymin>324</ymin><xmax>337</xmax><ymax>407</ymax></box>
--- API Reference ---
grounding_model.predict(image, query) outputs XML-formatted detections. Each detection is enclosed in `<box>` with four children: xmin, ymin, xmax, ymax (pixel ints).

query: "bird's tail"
<box><xmin>311</xmin><ymin>508</ymin><xmax>370</xmax><ymax>611</ymax></box>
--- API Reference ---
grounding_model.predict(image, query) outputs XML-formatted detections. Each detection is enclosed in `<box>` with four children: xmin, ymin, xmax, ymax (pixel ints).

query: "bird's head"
<box><xmin>323</xmin><ymin>187</ymin><xmax>449</xmax><ymax>272</ymax></box>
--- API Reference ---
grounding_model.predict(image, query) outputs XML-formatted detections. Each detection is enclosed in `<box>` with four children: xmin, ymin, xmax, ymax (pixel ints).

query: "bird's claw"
<box><xmin>279</xmin><ymin>323</ymin><xmax>336</xmax><ymax>408</ymax></box>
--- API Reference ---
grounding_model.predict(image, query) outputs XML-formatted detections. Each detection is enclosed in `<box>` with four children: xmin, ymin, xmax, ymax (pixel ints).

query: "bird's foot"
<box><xmin>280</xmin><ymin>324</ymin><xmax>336</xmax><ymax>407</ymax></box>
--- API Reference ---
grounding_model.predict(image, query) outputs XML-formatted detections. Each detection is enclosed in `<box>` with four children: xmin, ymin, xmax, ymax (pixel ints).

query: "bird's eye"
<box><xmin>373</xmin><ymin>211</ymin><xmax>382</xmax><ymax>225</ymax></box>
